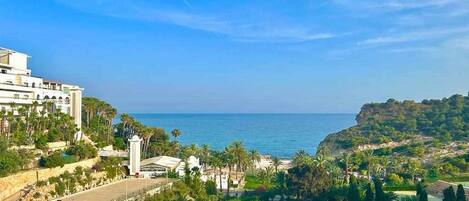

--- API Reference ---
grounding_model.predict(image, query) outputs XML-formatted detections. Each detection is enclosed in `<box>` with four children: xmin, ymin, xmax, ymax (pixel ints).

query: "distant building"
<box><xmin>140</xmin><ymin>155</ymin><xmax>202</xmax><ymax>178</ymax></box>
<box><xmin>0</xmin><ymin>47</ymin><xmax>83</xmax><ymax>130</ymax></box>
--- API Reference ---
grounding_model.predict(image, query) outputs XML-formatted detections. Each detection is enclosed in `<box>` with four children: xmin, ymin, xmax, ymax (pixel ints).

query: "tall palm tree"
<box><xmin>272</xmin><ymin>156</ymin><xmax>282</xmax><ymax>173</ymax></box>
<box><xmin>0</xmin><ymin>109</ymin><xmax>6</xmax><ymax>138</ymax></box>
<box><xmin>230</xmin><ymin>141</ymin><xmax>247</xmax><ymax>179</ymax></box>
<box><xmin>210</xmin><ymin>151</ymin><xmax>224</xmax><ymax>191</ymax></box>
<box><xmin>200</xmin><ymin>144</ymin><xmax>210</xmax><ymax>166</ymax></box>
<box><xmin>248</xmin><ymin>149</ymin><xmax>261</xmax><ymax>169</ymax></box>
<box><xmin>341</xmin><ymin>152</ymin><xmax>352</xmax><ymax>184</ymax></box>
<box><xmin>224</xmin><ymin>147</ymin><xmax>235</xmax><ymax>196</ymax></box>
<box><xmin>141</xmin><ymin>127</ymin><xmax>154</xmax><ymax>159</ymax></box>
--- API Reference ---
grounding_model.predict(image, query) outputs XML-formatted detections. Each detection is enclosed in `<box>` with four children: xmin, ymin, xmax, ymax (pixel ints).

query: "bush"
<box><xmin>113</xmin><ymin>137</ymin><xmax>126</xmax><ymax>150</ymax></box>
<box><xmin>40</xmin><ymin>151</ymin><xmax>65</xmax><ymax>168</ymax></box>
<box><xmin>35</xmin><ymin>135</ymin><xmax>48</xmax><ymax>150</ymax></box>
<box><xmin>33</xmin><ymin>192</ymin><xmax>41</xmax><ymax>199</ymax></box>
<box><xmin>387</xmin><ymin>173</ymin><xmax>404</xmax><ymax>185</ymax></box>
<box><xmin>0</xmin><ymin>140</ymin><xmax>34</xmax><ymax>176</ymax></box>
<box><xmin>36</xmin><ymin>180</ymin><xmax>47</xmax><ymax>187</ymax></box>
<box><xmin>66</xmin><ymin>142</ymin><xmax>97</xmax><ymax>160</ymax></box>
<box><xmin>205</xmin><ymin>180</ymin><xmax>218</xmax><ymax>195</ymax></box>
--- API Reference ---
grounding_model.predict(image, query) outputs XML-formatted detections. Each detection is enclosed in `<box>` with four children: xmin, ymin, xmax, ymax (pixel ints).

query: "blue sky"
<box><xmin>1</xmin><ymin>0</ymin><xmax>468</xmax><ymax>113</ymax></box>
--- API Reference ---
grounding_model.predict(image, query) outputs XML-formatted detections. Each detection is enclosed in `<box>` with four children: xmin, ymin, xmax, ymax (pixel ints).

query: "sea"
<box><xmin>130</xmin><ymin>113</ymin><xmax>356</xmax><ymax>158</ymax></box>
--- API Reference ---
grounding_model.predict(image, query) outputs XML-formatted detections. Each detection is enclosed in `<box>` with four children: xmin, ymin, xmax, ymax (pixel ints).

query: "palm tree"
<box><xmin>248</xmin><ymin>149</ymin><xmax>261</xmax><ymax>169</ymax></box>
<box><xmin>341</xmin><ymin>152</ymin><xmax>352</xmax><ymax>183</ymax></box>
<box><xmin>230</xmin><ymin>141</ymin><xmax>247</xmax><ymax>179</ymax></box>
<box><xmin>363</xmin><ymin>150</ymin><xmax>374</xmax><ymax>180</ymax></box>
<box><xmin>0</xmin><ymin>109</ymin><xmax>6</xmax><ymax>138</ymax></box>
<box><xmin>200</xmin><ymin>144</ymin><xmax>210</xmax><ymax>166</ymax></box>
<box><xmin>258</xmin><ymin>166</ymin><xmax>275</xmax><ymax>186</ymax></box>
<box><xmin>210</xmin><ymin>151</ymin><xmax>224</xmax><ymax>191</ymax></box>
<box><xmin>141</xmin><ymin>127</ymin><xmax>154</xmax><ymax>159</ymax></box>
<box><xmin>292</xmin><ymin>149</ymin><xmax>313</xmax><ymax>167</ymax></box>
<box><xmin>224</xmin><ymin>147</ymin><xmax>235</xmax><ymax>196</ymax></box>
<box><xmin>171</xmin><ymin>129</ymin><xmax>182</xmax><ymax>140</ymax></box>
<box><xmin>272</xmin><ymin>156</ymin><xmax>282</xmax><ymax>173</ymax></box>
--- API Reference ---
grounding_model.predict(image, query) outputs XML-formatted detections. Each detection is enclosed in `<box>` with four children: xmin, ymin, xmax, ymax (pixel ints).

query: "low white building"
<box><xmin>0</xmin><ymin>47</ymin><xmax>82</xmax><ymax>131</ymax></box>
<box><xmin>139</xmin><ymin>155</ymin><xmax>202</xmax><ymax>178</ymax></box>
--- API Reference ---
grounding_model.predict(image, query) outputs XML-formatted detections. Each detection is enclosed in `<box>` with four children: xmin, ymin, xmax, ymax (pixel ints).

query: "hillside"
<box><xmin>319</xmin><ymin>93</ymin><xmax>469</xmax><ymax>155</ymax></box>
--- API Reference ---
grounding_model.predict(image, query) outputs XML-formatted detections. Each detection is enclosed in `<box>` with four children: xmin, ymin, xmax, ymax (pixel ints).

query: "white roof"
<box><xmin>141</xmin><ymin>156</ymin><xmax>182</xmax><ymax>169</ymax></box>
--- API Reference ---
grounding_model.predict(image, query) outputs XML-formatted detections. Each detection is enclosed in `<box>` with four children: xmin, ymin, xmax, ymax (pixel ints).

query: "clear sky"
<box><xmin>1</xmin><ymin>0</ymin><xmax>468</xmax><ymax>113</ymax></box>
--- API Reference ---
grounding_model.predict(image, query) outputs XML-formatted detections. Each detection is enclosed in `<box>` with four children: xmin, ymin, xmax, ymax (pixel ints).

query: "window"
<box><xmin>37</xmin><ymin>95</ymin><xmax>40</xmax><ymax>100</ymax></box>
<box><xmin>24</xmin><ymin>82</ymin><xmax>28</xmax><ymax>87</ymax></box>
<box><xmin>24</xmin><ymin>95</ymin><xmax>29</xmax><ymax>99</ymax></box>
<box><xmin>32</xmin><ymin>83</ymin><xmax>35</xmax><ymax>88</ymax></box>
<box><xmin>1</xmin><ymin>70</ymin><xmax>6</xmax><ymax>74</ymax></box>
<box><xmin>14</xmin><ymin>94</ymin><xmax>19</xmax><ymax>99</ymax></box>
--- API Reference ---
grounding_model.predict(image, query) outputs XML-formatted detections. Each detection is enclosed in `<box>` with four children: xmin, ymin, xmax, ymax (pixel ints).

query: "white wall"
<box><xmin>8</xmin><ymin>52</ymin><xmax>28</xmax><ymax>70</ymax></box>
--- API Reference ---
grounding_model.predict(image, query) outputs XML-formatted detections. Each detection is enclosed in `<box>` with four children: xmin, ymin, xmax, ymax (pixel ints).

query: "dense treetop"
<box><xmin>320</xmin><ymin>93</ymin><xmax>469</xmax><ymax>154</ymax></box>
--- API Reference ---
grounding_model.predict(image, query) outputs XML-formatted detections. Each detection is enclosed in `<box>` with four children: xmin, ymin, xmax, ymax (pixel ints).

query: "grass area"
<box><xmin>63</xmin><ymin>154</ymin><xmax>79</xmax><ymax>164</ymax></box>
<box><xmin>453</xmin><ymin>181</ymin><xmax>469</xmax><ymax>187</ymax></box>
<box><xmin>244</xmin><ymin>174</ymin><xmax>264</xmax><ymax>190</ymax></box>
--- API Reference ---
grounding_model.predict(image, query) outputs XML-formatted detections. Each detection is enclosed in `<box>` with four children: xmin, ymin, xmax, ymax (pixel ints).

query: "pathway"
<box><xmin>59</xmin><ymin>178</ymin><xmax>171</xmax><ymax>201</ymax></box>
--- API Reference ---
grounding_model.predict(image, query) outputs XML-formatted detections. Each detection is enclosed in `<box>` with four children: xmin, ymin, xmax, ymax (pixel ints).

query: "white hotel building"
<box><xmin>0</xmin><ymin>47</ymin><xmax>82</xmax><ymax>130</ymax></box>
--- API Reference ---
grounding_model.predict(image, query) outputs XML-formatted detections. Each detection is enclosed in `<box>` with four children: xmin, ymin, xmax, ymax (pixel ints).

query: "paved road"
<box><xmin>61</xmin><ymin>178</ymin><xmax>170</xmax><ymax>201</ymax></box>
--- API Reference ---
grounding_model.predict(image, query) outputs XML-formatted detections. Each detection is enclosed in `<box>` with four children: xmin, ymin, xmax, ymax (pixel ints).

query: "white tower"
<box><xmin>129</xmin><ymin>135</ymin><xmax>142</xmax><ymax>176</ymax></box>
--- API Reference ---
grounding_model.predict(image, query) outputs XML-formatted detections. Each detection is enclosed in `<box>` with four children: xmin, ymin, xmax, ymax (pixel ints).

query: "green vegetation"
<box><xmin>82</xmin><ymin>97</ymin><xmax>116</xmax><ymax>148</ymax></box>
<box><xmin>66</xmin><ymin>141</ymin><xmax>97</xmax><ymax>160</ymax></box>
<box><xmin>0</xmin><ymin>139</ymin><xmax>34</xmax><ymax>176</ymax></box>
<box><xmin>0</xmin><ymin>101</ymin><xmax>79</xmax><ymax>146</ymax></box>
<box><xmin>97</xmin><ymin>157</ymin><xmax>124</xmax><ymax>180</ymax></box>
<box><xmin>48</xmin><ymin>166</ymin><xmax>96</xmax><ymax>197</ymax></box>
<box><xmin>320</xmin><ymin>94</ymin><xmax>469</xmax><ymax>151</ymax></box>
<box><xmin>40</xmin><ymin>150</ymin><xmax>65</xmax><ymax>168</ymax></box>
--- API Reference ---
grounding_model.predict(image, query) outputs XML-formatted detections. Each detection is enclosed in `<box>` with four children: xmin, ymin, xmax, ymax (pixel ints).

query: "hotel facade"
<box><xmin>0</xmin><ymin>47</ymin><xmax>82</xmax><ymax>129</ymax></box>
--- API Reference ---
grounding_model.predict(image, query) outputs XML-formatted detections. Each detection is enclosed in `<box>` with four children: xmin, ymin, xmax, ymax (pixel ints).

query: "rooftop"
<box><xmin>141</xmin><ymin>156</ymin><xmax>182</xmax><ymax>169</ymax></box>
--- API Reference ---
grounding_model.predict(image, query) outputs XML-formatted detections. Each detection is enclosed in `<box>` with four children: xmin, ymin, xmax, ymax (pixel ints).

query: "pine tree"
<box><xmin>456</xmin><ymin>184</ymin><xmax>466</xmax><ymax>201</ymax></box>
<box><xmin>348</xmin><ymin>175</ymin><xmax>361</xmax><ymax>201</ymax></box>
<box><xmin>417</xmin><ymin>182</ymin><xmax>428</xmax><ymax>201</ymax></box>
<box><xmin>364</xmin><ymin>183</ymin><xmax>374</xmax><ymax>201</ymax></box>
<box><xmin>374</xmin><ymin>179</ymin><xmax>385</xmax><ymax>201</ymax></box>
<box><xmin>419</xmin><ymin>190</ymin><xmax>428</xmax><ymax>201</ymax></box>
<box><xmin>416</xmin><ymin>182</ymin><xmax>423</xmax><ymax>196</ymax></box>
<box><xmin>444</xmin><ymin>186</ymin><xmax>456</xmax><ymax>201</ymax></box>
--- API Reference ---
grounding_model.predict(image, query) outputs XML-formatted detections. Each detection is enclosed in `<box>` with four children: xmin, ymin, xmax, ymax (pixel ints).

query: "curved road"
<box><xmin>59</xmin><ymin>178</ymin><xmax>170</xmax><ymax>201</ymax></box>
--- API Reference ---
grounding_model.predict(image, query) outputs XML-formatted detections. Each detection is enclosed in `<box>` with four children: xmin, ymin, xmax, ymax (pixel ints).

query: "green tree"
<box><xmin>456</xmin><ymin>184</ymin><xmax>466</xmax><ymax>201</ymax></box>
<box><xmin>272</xmin><ymin>156</ymin><xmax>282</xmax><ymax>173</ymax></box>
<box><xmin>365</xmin><ymin>183</ymin><xmax>374</xmax><ymax>201</ymax></box>
<box><xmin>40</xmin><ymin>150</ymin><xmax>65</xmax><ymax>168</ymax></box>
<box><xmin>348</xmin><ymin>175</ymin><xmax>361</xmax><ymax>201</ymax></box>
<box><xmin>374</xmin><ymin>179</ymin><xmax>385</xmax><ymax>201</ymax></box>
<box><xmin>444</xmin><ymin>186</ymin><xmax>456</xmax><ymax>201</ymax></box>
<box><xmin>171</xmin><ymin>129</ymin><xmax>181</xmax><ymax>139</ymax></box>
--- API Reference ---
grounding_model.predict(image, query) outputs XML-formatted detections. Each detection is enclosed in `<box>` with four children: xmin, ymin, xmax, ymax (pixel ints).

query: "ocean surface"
<box><xmin>130</xmin><ymin>113</ymin><xmax>356</xmax><ymax>158</ymax></box>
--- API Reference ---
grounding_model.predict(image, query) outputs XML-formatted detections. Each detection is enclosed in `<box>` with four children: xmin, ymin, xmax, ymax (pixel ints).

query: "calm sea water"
<box><xmin>130</xmin><ymin>113</ymin><xmax>356</xmax><ymax>158</ymax></box>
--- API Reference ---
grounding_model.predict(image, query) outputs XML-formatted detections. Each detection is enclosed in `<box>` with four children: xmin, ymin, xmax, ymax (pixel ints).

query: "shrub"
<box><xmin>40</xmin><ymin>151</ymin><xmax>65</xmax><ymax>168</ymax></box>
<box><xmin>36</xmin><ymin>180</ymin><xmax>47</xmax><ymax>187</ymax></box>
<box><xmin>387</xmin><ymin>173</ymin><xmax>404</xmax><ymax>185</ymax></box>
<box><xmin>33</xmin><ymin>192</ymin><xmax>41</xmax><ymax>199</ymax></box>
<box><xmin>34</xmin><ymin>135</ymin><xmax>48</xmax><ymax>150</ymax></box>
<box><xmin>113</xmin><ymin>137</ymin><xmax>126</xmax><ymax>150</ymax></box>
<box><xmin>66</xmin><ymin>142</ymin><xmax>97</xmax><ymax>160</ymax></box>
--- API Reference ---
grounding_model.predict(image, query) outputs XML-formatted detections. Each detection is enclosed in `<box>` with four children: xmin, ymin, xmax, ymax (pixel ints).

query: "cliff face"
<box><xmin>318</xmin><ymin>94</ymin><xmax>469</xmax><ymax>156</ymax></box>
